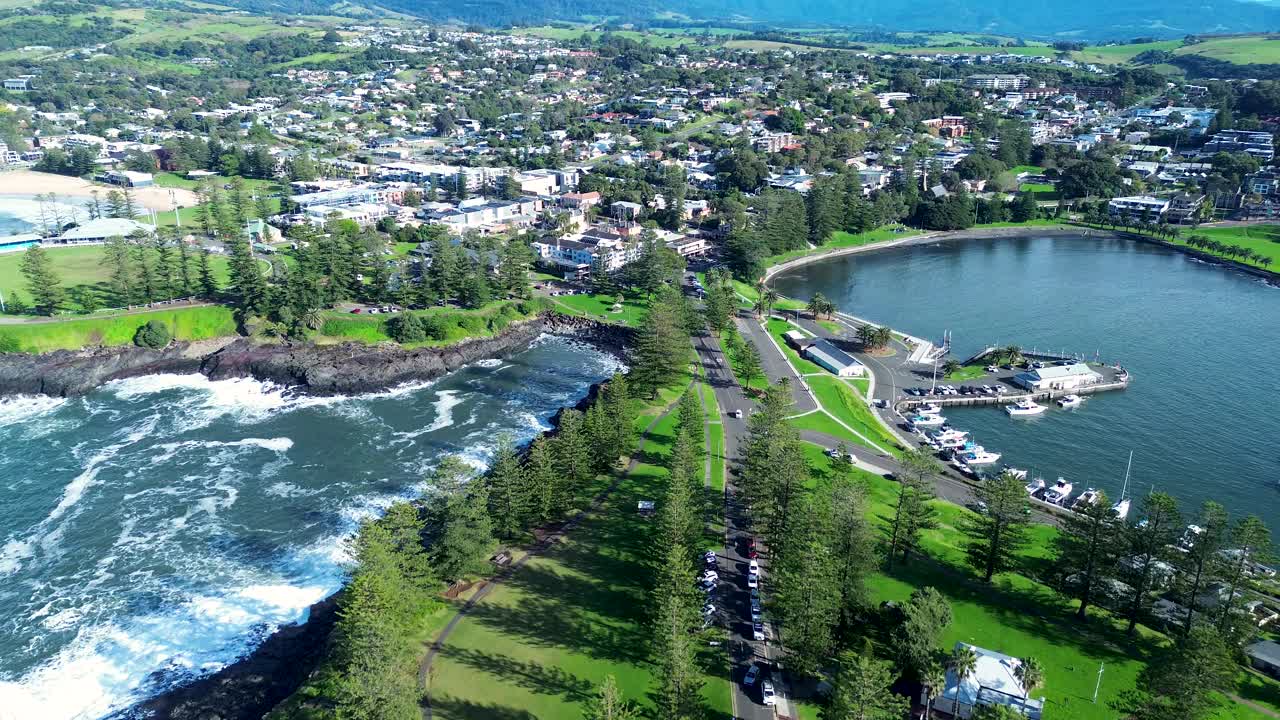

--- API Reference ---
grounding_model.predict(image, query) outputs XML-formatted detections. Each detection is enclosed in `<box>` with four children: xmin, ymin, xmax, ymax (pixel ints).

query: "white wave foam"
<box><xmin>473</xmin><ymin>358</ymin><xmax>503</xmax><ymax>368</ymax></box>
<box><xmin>0</xmin><ymin>395</ymin><xmax>68</xmax><ymax>427</ymax></box>
<box><xmin>392</xmin><ymin>390</ymin><xmax>466</xmax><ymax>442</ymax></box>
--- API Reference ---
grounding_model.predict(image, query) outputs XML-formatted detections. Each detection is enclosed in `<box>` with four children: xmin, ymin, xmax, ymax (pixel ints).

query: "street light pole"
<box><xmin>1093</xmin><ymin>662</ymin><xmax>1105</xmax><ymax>703</ymax></box>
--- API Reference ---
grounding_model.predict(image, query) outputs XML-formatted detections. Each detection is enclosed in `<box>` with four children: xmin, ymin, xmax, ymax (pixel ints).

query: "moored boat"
<box><xmin>1043</xmin><ymin>477</ymin><xmax>1073</xmax><ymax>506</ymax></box>
<box><xmin>1006</xmin><ymin>398</ymin><xmax>1047</xmax><ymax>416</ymax></box>
<box><xmin>1057</xmin><ymin>394</ymin><xmax>1083</xmax><ymax>408</ymax></box>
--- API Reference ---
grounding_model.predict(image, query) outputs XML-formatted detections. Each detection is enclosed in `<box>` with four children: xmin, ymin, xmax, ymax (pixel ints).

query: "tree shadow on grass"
<box><xmin>434</xmin><ymin>646</ymin><xmax>596</xmax><ymax>703</ymax></box>
<box><xmin>883</xmin><ymin>557</ymin><xmax>1157</xmax><ymax>674</ymax></box>
<box><xmin>429</xmin><ymin>693</ymin><xmax>538</xmax><ymax>720</ymax></box>
<box><xmin>1239</xmin><ymin>670</ymin><xmax>1280</xmax><ymax>712</ymax></box>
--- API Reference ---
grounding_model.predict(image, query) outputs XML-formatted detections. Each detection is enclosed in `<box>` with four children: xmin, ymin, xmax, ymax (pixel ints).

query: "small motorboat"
<box><xmin>1072</xmin><ymin>489</ymin><xmax>1101</xmax><ymax>512</ymax></box>
<box><xmin>917</xmin><ymin>403</ymin><xmax>943</xmax><ymax>415</ymax></box>
<box><xmin>1043</xmin><ymin>477</ymin><xmax>1073</xmax><ymax>506</ymax></box>
<box><xmin>959</xmin><ymin>449</ymin><xmax>1002</xmax><ymax>466</ymax></box>
<box><xmin>1057</xmin><ymin>394</ymin><xmax>1083</xmax><ymax>408</ymax></box>
<box><xmin>1002</xmin><ymin>467</ymin><xmax>1028</xmax><ymax>481</ymax></box>
<box><xmin>1006</xmin><ymin>398</ymin><xmax>1047</xmax><ymax>416</ymax></box>
<box><xmin>1025</xmin><ymin>476</ymin><xmax>1046</xmax><ymax>497</ymax></box>
<box><xmin>909</xmin><ymin>413</ymin><xmax>946</xmax><ymax>428</ymax></box>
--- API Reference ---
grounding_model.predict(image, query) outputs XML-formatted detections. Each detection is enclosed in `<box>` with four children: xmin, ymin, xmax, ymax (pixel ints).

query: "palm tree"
<box><xmin>761</xmin><ymin>288</ymin><xmax>779</xmax><ymax>318</ymax></box>
<box><xmin>942</xmin><ymin>359</ymin><xmax>962</xmax><ymax>378</ymax></box>
<box><xmin>922</xmin><ymin>662</ymin><xmax>946</xmax><ymax>718</ymax></box>
<box><xmin>1014</xmin><ymin>656</ymin><xmax>1044</xmax><ymax>716</ymax></box>
<box><xmin>950</xmin><ymin>645</ymin><xmax>978</xmax><ymax>716</ymax></box>
<box><xmin>807</xmin><ymin>292</ymin><xmax>832</xmax><ymax>320</ymax></box>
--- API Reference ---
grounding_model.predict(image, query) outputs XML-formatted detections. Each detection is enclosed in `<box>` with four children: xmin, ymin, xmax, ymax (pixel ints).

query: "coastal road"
<box><xmin>691</xmin><ymin>331</ymin><xmax>778</xmax><ymax>720</ymax></box>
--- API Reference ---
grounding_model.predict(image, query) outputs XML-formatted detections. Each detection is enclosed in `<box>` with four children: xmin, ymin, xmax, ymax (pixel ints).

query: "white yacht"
<box><xmin>929</xmin><ymin>427</ymin><xmax>969</xmax><ymax>443</ymax></box>
<box><xmin>1025</xmin><ymin>476</ymin><xmax>1046</xmax><ymax>497</ymax></box>
<box><xmin>1057</xmin><ymin>394</ymin><xmax>1083</xmax><ymax>408</ymax></box>
<box><xmin>1006</xmin><ymin>398</ymin><xmax>1047</xmax><ymax>416</ymax></box>
<box><xmin>917</xmin><ymin>403</ymin><xmax>943</xmax><ymax>416</ymax></box>
<box><xmin>959</xmin><ymin>448</ymin><xmax>1002</xmax><ymax>466</ymax></box>
<box><xmin>1111</xmin><ymin>450</ymin><xmax>1133</xmax><ymax>520</ymax></box>
<box><xmin>909</xmin><ymin>413</ymin><xmax>946</xmax><ymax>428</ymax></box>
<box><xmin>1043</xmin><ymin>478</ymin><xmax>1074</xmax><ymax>506</ymax></box>
<box><xmin>932</xmin><ymin>435</ymin><xmax>969</xmax><ymax>450</ymax></box>
<box><xmin>1072</xmin><ymin>489</ymin><xmax>1101</xmax><ymax>512</ymax></box>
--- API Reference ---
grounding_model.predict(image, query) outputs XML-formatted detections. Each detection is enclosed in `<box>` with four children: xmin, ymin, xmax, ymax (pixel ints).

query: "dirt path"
<box><xmin>1231</xmin><ymin>693</ymin><xmax>1280</xmax><ymax>719</ymax></box>
<box><xmin>417</xmin><ymin>389</ymin><xmax>689</xmax><ymax>719</ymax></box>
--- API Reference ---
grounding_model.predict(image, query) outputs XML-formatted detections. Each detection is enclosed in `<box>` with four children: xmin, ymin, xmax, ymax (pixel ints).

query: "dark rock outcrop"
<box><xmin>0</xmin><ymin>313</ymin><xmax>632</xmax><ymax>399</ymax></box>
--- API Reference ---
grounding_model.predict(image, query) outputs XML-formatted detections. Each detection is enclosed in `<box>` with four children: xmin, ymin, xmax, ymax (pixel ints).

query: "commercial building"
<box><xmin>803</xmin><ymin>338</ymin><xmax>866</xmax><ymax>377</ymax></box>
<box><xmin>95</xmin><ymin>170</ymin><xmax>154</xmax><ymax>188</ymax></box>
<box><xmin>54</xmin><ymin>218</ymin><xmax>155</xmax><ymax>245</ymax></box>
<box><xmin>930</xmin><ymin>643</ymin><xmax>1044</xmax><ymax>719</ymax></box>
<box><xmin>1108</xmin><ymin>195</ymin><xmax>1170</xmax><ymax>220</ymax></box>
<box><xmin>1013</xmin><ymin>363</ymin><xmax>1103</xmax><ymax>391</ymax></box>
<box><xmin>0</xmin><ymin>233</ymin><xmax>42</xmax><ymax>253</ymax></box>
<box><xmin>965</xmin><ymin>74</ymin><xmax>1029</xmax><ymax>90</ymax></box>
<box><xmin>1202</xmin><ymin>130</ymin><xmax>1274</xmax><ymax>162</ymax></box>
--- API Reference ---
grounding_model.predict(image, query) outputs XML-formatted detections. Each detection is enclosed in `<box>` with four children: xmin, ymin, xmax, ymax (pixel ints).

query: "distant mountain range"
<box><xmin>247</xmin><ymin>0</ymin><xmax>1280</xmax><ymax>40</ymax></box>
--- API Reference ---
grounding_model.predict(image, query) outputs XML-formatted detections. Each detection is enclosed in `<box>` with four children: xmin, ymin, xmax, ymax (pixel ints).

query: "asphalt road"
<box><xmin>692</xmin><ymin>331</ymin><xmax>778</xmax><ymax>720</ymax></box>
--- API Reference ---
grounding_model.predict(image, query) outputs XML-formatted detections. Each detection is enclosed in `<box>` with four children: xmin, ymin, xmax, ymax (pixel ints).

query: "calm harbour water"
<box><xmin>0</xmin><ymin>335</ymin><xmax>622</xmax><ymax>720</ymax></box>
<box><xmin>772</xmin><ymin>234</ymin><xmax>1280</xmax><ymax>523</ymax></box>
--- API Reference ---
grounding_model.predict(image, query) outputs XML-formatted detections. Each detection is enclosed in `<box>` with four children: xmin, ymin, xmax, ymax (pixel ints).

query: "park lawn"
<box><xmin>428</xmin><ymin>394</ymin><xmax>732</xmax><ymax>720</ymax></box>
<box><xmin>0</xmin><ymin>304</ymin><xmax>237</xmax><ymax>353</ymax></box>
<box><xmin>764</xmin><ymin>318</ymin><xmax>825</xmax><ymax>375</ymax></box>
<box><xmin>0</xmin><ymin>244</ymin><xmax>234</xmax><ymax>313</ymax></box>
<box><xmin>551</xmin><ymin>292</ymin><xmax>648</xmax><ymax>326</ymax></box>
<box><xmin>1189</xmin><ymin>224</ymin><xmax>1280</xmax><ymax>267</ymax></box>
<box><xmin>944</xmin><ymin>363</ymin><xmax>989</xmax><ymax>382</ymax></box>
<box><xmin>317</xmin><ymin>298</ymin><xmax>551</xmax><ymax>347</ymax></box>
<box><xmin>806</xmin><ymin>375</ymin><xmax>901</xmax><ymax>457</ymax></box>
<box><xmin>788</xmin><ymin>410</ymin><xmax>875</xmax><ymax>451</ymax></box>
<box><xmin>847</xmin><ymin>377</ymin><xmax>870</xmax><ymax>397</ymax></box>
<box><xmin>1021</xmin><ymin>182</ymin><xmax>1059</xmax><ymax>201</ymax></box>
<box><xmin>1010</xmin><ymin>165</ymin><xmax>1045</xmax><ymax>176</ymax></box>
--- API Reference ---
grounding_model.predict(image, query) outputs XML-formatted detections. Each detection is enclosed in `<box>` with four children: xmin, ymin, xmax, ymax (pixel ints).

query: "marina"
<box><xmin>769</xmin><ymin>233</ymin><xmax>1280</xmax><ymax>522</ymax></box>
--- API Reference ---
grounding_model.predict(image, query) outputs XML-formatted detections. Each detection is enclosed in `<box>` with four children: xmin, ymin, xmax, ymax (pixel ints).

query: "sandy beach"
<box><xmin>0</xmin><ymin>170</ymin><xmax>198</xmax><ymax>211</ymax></box>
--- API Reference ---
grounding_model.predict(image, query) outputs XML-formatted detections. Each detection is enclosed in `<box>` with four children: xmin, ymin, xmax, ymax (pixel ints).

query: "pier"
<box><xmin>893</xmin><ymin>365</ymin><xmax>1130</xmax><ymax>414</ymax></box>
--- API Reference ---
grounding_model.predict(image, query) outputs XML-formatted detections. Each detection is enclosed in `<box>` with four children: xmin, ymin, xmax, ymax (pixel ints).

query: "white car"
<box><xmin>753</xmin><ymin>622</ymin><xmax>766</xmax><ymax>641</ymax></box>
<box><xmin>702</xmin><ymin>603</ymin><xmax>716</xmax><ymax>616</ymax></box>
<box><xmin>732</xmin><ymin>409</ymin><xmax>744</xmax><ymax>419</ymax></box>
<box><xmin>748</xmin><ymin>559</ymin><xmax>760</xmax><ymax>574</ymax></box>
<box><xmin>761</xmin><ymin>680</ymin><xmax>776</xmax><ymax>706</ymax></box>
<box><xmin>702</xmin><ymin>570</ymin><xmax>719</xmax><ymax>582</ymax></box>
<box><xmin>743</xmin><ymin>664</ymin><xmax>760</xmax><ymax>687</ymax></box>
<box><xmin>704</xmin><ymin>550</ymin><xmax>717</xmax><ymax>564</ymax></box>
<box><xmin>747</xmin><ymin>574</ymin><xmax>758</xmax><ymax>589</ymax></box>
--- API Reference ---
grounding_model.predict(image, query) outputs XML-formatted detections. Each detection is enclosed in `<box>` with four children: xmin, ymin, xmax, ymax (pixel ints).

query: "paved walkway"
<box><xmin>417</xmin><ymin>390</ymin><xmax>689</xmax><ymax>719</ymax></box>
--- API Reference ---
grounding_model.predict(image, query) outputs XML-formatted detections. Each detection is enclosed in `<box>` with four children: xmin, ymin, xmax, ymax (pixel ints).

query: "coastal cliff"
<box><xmin>0</xmin><ymin>313</ymin><xmax>631</xmax><ymax>399</ymax></box>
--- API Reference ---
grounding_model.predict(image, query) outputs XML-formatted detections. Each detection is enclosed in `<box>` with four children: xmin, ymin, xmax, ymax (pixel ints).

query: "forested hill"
<box><xmin>235</xmin><ymin>0</ymin><xmax>1280</xmax><ymax>40</ymax></box>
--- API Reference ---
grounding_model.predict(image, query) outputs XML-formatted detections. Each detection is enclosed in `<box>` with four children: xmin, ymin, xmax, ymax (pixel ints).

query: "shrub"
<box><xmin>386</xmin><ymin>313</ymin><xmax>428</xmax><ymax>343</ymax></box>
<box><xmin>0</xmin><ymin>333</ymin><xmax>20</xmax><ymax>353</ymax></box>
<box><xmin>422</xmin><ymin>315</ymin><xmax>448</xmax><ymax>341</ymax></box>
<box><xmin>133</xmin><ymin>320</ymin><xmax>172</xmax><ymax>349</ymax></box>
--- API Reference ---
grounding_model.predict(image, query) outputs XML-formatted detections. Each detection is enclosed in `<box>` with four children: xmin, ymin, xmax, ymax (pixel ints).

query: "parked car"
<box><xmin>748</xmin><ymin>559</ymin><xmax>759</xmax><ymax>574</ymax></box>
<box><xmin>761</xmin><ymin>681</ymin><xmax>776</xmax><ymax>706</ymax></box>
<box><xmin>704</xmin><ymin>550</ymin><xmax>717</xmax><ymax>564</ymax></box>
<box><xmin>747</xmin><ymin>574</ymin><xmax>758</xmax><ymax>589</ymax></box>
<box><xmin>743</xmin><ymin>664</ymin><xmax>760</xmax><ymax>687</ymax></box>
<box><xmin>753</xmin><ymin>622</ymin><xmax>766</xmax><ymax>641</ymax></box>
<box><xmin>732</xmin><ymin>409</ymin><xmax>744</xmax><ymax>419</ymax></box>
<box><xmin>702</xmin><ymin>570</ymin><xmax>718</xmax><ymax>582</ymax></box>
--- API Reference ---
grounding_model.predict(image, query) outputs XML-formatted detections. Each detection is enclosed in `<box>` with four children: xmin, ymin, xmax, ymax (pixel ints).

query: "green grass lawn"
<box><xmin>318</xmin><ymin>299</ymin><xmax>550</xmax><ymax>347</ymax></box>
<box><xmin>550</xmin><ymin>292</ymin><xmax>648</xmax><ymax>326</ymax></box>
<box><xmin>806</xmin><ymin>375</ymin><xmax>901</xmax><ymax>456</ymax></box>
<box><xmin>1010</xmin><ymin>165</ymin><xmax>1045</xmax><ymax>176</ymax></box>
<box><xmin>0</xmin><ymin>244</ymin><xmax>234</xmax><ymax>314</ymax></box>
<box><xmin>0</xmin><ymin>304</ymin><xmax>237</xmax><ymax>352</ymax></box>
<box><xmin>848</xmin><ymin>376</ymin><xmax>870</xmax><ymax>396</ymax></box>
<box><xmin>944</xmin><ymin>363</ymin><xmax>989</xmax><ymax>382</ymax></box>
<box><xmin>1021</xmin><ymin>182</ymin><xmax>1059</xmax><ymax>201</ymax></box>
<box><xmin>766</xmin><ymin>226</ymin><xmax>920</xmax><ymax>266</ymax></box>
<box><xmin>1080</xmin><ymin>222</ymin><xmax>1280</xmax><ymax>273</ymax></box>
<box><xmin>429</xmin><ymin>370</ymin><xmax>732</xmax><ymax>719</ymax></box>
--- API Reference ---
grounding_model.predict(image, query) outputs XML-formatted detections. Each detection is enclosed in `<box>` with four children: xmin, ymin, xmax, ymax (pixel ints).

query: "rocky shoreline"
<box><xmin>66</xmin><ymin>312</ymin><xmax>634</xmax><ymax>720</ymax></box>
<box><xmin>0</xmin><ymin>312</ymin><xmax>632</xmax><ymax>399</ymax></box>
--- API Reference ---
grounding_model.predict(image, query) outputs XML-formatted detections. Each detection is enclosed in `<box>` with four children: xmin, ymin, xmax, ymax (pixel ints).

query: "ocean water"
<box><xmin>0</xmin><ymin>335</ymin><xmax>623</xmax><ymax>720</ymax></box>
<box><xmin>771</xmin><ymin>234</ymin><xmax>1280</xmax><ymax>522</ymax></box>
<box><xmin>0</xmin><ymin>208</ymin><xmax>33</xmax><ymax>236</ymax></box>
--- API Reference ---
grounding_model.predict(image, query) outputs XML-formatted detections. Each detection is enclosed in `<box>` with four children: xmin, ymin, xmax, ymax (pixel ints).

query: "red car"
<box><xmin>748</xmin><ymin>548</ymin><xmax>759</xmax><ymax>559</ymax></box>
<box><xmin>350</xmin><ymin>308</ymin><xmax>362</xmax><ymax>314</ymax></box>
